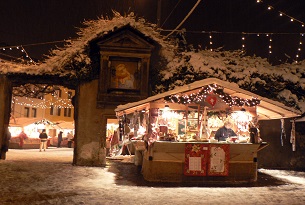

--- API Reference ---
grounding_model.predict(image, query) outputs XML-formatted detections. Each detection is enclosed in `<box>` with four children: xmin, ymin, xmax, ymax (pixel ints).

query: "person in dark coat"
<box><xmin>39</xmin><ymin>129</ymin><xmax>48</xmax><ymax>152</ymax></box>
<box><xmin>214</xmin><ymin>121</ymin><xmax>237</xmax><ymax>141</ymax></box>
<box><xmin>57</xmin><ymin>131</ymin><xmax>63</xmax><ymax>148</ymax></box>
<box><xmin>0</xmin><ymin>127</ymin><xmax>11</xmax><ymax>159</ymax></box>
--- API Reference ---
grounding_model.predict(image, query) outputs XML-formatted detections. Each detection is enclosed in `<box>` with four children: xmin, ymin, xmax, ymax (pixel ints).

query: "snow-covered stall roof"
<box><xmin>115</xmin><ymin>78</ymin><xmax>301</xmax><ymax>120</ymax></box>
<box><xmin>55</xmin><ymin>121</ymin><xmax>75</xmax><ymax>130</ymax></box>
<box><xmin>9</xmin><ymin>117</ymin><xmax>56</xmax><ymax>127</ymax></box>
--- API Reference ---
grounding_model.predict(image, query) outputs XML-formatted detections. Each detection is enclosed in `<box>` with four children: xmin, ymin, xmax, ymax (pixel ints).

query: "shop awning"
<box><xmin>55</xmin><ymin>121</ymin><xmax>75</xmax><ymax>129</ymax></box>
<box><xmin>9</xmin><ymin>117</ymin><xmax>45</xmax><ymax>127</ymax></box>
<box><xmin>115</xmin><ymin>78</ymin><xmax>301</xmax><ymax>120</ymax></box>
<box><xmin>9</xmin><ymin>117</ymin><xmax>59</xmax><ymax>127</ymax></box>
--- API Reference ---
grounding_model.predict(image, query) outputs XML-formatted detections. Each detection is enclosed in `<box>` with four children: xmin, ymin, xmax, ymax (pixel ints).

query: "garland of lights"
<box><xmin>12</xmin><ymin>87</ymin><xmax>74</xmax><ymax>109</ymax></box>
<box><xmin>0</xmin><ymin>45</ymin><xmax>35</xmax><ymax>64</ymax></box>
<box><xmin>164</xmin><ymin>84</ymin><xmax>260</xmax><ymax>107</ymax></box>
<box><xmin>257</xmin><ymin>0</ymin><xmax>305</xmax><ymax>28</ymax></box>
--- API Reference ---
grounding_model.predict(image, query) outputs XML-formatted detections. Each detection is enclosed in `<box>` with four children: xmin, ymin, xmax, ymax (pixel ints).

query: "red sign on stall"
<box><xmin>184</xmin><ymin>144</ymin><xmax>209</xmax><ymax>176</ymax></box>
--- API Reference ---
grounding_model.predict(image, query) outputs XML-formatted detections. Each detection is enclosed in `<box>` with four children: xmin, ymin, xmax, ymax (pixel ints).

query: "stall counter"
<box><xmin>142</xmin><ymin>141</ymin><xmax>268</xmax><ymax>183</ymax></box>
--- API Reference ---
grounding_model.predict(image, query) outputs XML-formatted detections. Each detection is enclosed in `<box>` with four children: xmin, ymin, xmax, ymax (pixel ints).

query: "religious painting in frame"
<box><xmin>207</xmin><ymin>144</ymin><xmax>230</xmax><ymax>176</ymax></box>
<box><xmin>184</xmin><ymin>143</ymin><xmax>209</xmax><ymax>176</ymax></box>
<box><xmin>108</xmin><ymin>57</ymin><xmax>141</xmax><ymax>91</ymax></box>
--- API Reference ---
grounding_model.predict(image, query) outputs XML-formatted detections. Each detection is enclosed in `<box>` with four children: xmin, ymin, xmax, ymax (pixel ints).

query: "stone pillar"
<box><xmin>73</xmin><ymin>80</ymin><xmax>106</xmax><ymax>166</ymax></box>
<box><xmin>0</xmin><ymin>75</ymin><xmax>12</xmax><ymax>159</ymax></box>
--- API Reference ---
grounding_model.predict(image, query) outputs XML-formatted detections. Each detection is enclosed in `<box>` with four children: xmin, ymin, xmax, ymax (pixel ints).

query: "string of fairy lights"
<box><xmin>12</xmin><ymin>88</ymin><xmax>74</xmax><ymax>109</ymax></box>
<box><xmin>1</xmin><ymin>1</ymin><xmax>304</xmax><ymax>64</ymax></box>
<box><xmin>258</xmin><ymin>0</ymin><xmax>304</xmax><ymax>28</ymax></box>
<box><xmin>0</xmin><ymin>45</ymin><xmax>36</xmax><ymax>64</ymax></box>
<box><xmin>164</xmin><ymin>84</ymin><xmax>260</xmax><ymax>107</ymax></box>
<box><xmin>178</xmin><ymin>0</ymin><xmax>305</xmax><ymax>63</ymax></box>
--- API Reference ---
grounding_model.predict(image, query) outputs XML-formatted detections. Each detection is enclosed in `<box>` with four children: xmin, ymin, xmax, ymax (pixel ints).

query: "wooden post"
<box><xmin>0</xmin><ymin>75</ymin><xmax>12</xmax><ymax>159</ymax></box>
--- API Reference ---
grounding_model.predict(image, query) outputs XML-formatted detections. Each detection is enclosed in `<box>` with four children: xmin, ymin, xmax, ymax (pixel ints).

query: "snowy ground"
<box><xmin>1</xmin><ymin>148</ymin><xmax>305</xmax><ymax>205</ymax></box>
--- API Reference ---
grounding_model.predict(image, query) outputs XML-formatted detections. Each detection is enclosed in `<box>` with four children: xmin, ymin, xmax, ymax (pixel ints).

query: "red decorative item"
<box><xmin>206</xmin><ymin>95</ymin><xmax>217</xmax><ymax>107</ymax></box>
<box><xmin>184</xmin><ymin>143</ymin><xmax>209</xmax><ymax>176</ymax></box>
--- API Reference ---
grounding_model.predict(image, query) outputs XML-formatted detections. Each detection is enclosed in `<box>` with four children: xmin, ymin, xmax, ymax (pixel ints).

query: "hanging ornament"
<box><xmin>206</xmin><ymin>95</ymin><xmax>217</xmax><ymax>107</ymax></box>
<box><xmin>280</xmin><ymin>118</ymin><xmax>286</xmax><ymax>146</ymax></box>
<box><xmin>290</xmin><ymin>120</ymin><xmax>296</xmax><ymax>151</ymax></box>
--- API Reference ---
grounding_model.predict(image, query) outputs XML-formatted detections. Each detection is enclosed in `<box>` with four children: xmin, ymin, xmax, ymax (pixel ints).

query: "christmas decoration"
<box><xmin>206</xmin><ymin>95</ymin><xmax>217</xmax><ymax>107</ymax></box>
<box><xmin>164</xmin><ymin>84</ymin><xmax>260</xmax><ymax>107</ymax></box>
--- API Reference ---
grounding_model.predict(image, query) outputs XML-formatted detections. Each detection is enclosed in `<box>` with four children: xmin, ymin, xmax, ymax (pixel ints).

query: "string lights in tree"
<box><xmin>164</xmin><ymin>84</ymin><xmax>260</xmax><ymax>107</ymax></box>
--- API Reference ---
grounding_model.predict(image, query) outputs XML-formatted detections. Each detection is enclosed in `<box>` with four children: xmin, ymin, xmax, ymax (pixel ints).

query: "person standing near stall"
<box><xmin>39</xmin><ymin>129</ymin><xmax>48</xmax><ymax>152</ymax></box>
<box><xmin>66</xmin><ymin>132</ymin><xmax>73</xmax><ymax>148</ymax></box>
<box><xmin>57</xmin><ymin>131</ymin><xmax>63</xmax><ymax>148</ymax></box>
<box><xmin>18</xmin><ymin>130</ymin><xmax>28</xmax><ymax>148</ymax></box>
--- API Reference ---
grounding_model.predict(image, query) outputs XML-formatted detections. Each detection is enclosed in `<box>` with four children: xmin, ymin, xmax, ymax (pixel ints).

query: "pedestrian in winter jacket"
<box><xmin>57</xmin><ymin>131</ymin><xmax>63</xmax><ymax>148</ymax></box>
<box><xmin>39</xmin><ymin>129</ymin><xmax>48</xmax><ymax>152</ymax></box>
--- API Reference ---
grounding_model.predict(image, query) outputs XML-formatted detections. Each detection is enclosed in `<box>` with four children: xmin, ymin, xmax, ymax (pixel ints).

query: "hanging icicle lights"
<box><xmin>164</xmin><ymin>84</ymin><xmax>260</xmax><ymax>107</ymax></box>
<box><xmin>12</xmin><ymin>88</ymin><xmax>74</xmax><ymax>109</ymax></box>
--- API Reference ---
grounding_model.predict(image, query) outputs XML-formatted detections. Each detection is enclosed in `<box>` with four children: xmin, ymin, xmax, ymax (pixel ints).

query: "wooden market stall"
<box><xmin>115</xmin><ymin>78</ymin><xmax>301</xmax><ymax>183</ymax></box>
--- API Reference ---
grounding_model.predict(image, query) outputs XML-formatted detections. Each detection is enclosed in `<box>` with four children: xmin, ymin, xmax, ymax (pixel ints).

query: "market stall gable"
<box><xmin>116</xmin><ymin>78</ymin><xmax>301</xmax><ymax>120</ymax></box>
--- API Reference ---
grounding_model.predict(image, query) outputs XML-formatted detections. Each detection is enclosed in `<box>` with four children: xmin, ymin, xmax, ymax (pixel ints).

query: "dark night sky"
<box><xmin>1</xmin><ymin>0</ymin><xmax>305</xmax><ymax>64</ymax></box>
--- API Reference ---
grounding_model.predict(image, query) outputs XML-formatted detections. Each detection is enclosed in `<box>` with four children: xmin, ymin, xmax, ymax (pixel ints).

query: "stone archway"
<box><xmin>0</xmin><ymin>74</ymin><xmax>76</xmax><ymax>160</ymax></box>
